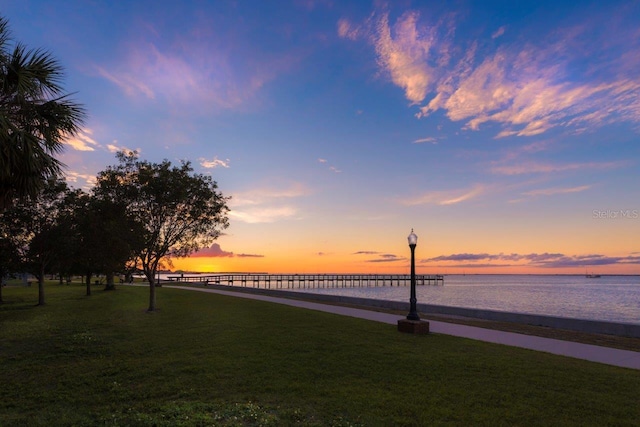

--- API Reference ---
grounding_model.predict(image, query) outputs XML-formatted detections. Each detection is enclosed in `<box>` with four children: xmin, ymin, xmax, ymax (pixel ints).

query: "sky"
<box><xmin>3</xmin><ymin>0</ymin><xmax>639</xmax><ymax>274</ymax></box>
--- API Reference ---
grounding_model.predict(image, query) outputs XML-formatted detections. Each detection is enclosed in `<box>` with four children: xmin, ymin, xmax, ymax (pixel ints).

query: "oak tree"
<box><xmin>94</xmin><ymin>152</ymin><xmax>229</xmax><ymax>311</ymax></box>
<box><xmin>1</xmin><ymin>177</ymin><xmax>71</xmax><ymax>305</ymax></box>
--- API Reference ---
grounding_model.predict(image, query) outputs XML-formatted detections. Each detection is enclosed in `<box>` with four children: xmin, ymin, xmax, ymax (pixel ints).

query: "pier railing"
<box><xmin>165</xmin><ymin>274</ymin><xmax>444</xmax><ymax>289</ymax></box>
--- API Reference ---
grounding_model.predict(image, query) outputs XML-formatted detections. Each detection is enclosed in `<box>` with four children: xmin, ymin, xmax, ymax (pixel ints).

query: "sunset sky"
<box><xmin>3</xmin><ymin>0</ymin><xmax>639</xmax><ymax>274</ymax></box>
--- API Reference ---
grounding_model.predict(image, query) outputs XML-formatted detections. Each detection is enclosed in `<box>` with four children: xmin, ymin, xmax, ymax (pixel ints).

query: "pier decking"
<box><xmin>166</xmin><ymin>274</ymin><xmax>444</xmax><ymax>289</ymax></box>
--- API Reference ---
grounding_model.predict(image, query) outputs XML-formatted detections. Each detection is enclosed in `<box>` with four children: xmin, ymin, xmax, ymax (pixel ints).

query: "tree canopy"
<box><xmin>0</xmin><ymin>15</ymin><xmax>86</xmax><ymax>211</ymax></box>
<box><xmin>95</xmin><ymin>152</ymin><xmax>230</xmax><ymax>311</ymax></box>
<box><xmin>1</xmin><ymin>177</ymin><xmax>72</xmax><ymax>305</ymax></box>
<box><xmin>74</xmin><ymin>196</ymin><xmax>146</xmax><ymax>293</ymax></box>
<box><xmin>0</xmin><ymin>15</ymin><xmax>229</xmax><ymax>310</ymax></box>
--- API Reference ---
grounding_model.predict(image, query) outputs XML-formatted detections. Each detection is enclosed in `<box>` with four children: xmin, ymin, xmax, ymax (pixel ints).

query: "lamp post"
<box><xmin>406</xmin><ymin>228</ymin><xmax>420</xmax><ymax>321</ymax></box>
<box><xmin>397</xmin><ymin>228</ymin><xmax>429</xmax><ymax>334</ymax></box>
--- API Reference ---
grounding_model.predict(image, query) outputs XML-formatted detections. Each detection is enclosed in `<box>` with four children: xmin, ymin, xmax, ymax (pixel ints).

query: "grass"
<box><xmin>1</xmin><ymin>283</ymin><xmax>639</xmax><ymax>426</ymax></box>
<box><xmin>418</xmin><ymin>313</ymin><xmax>640</xmax><ymax>352</ymax></box>
<box><xmin>188</xmin><ymin>284</ymin><xmax>640</xmax><ymax>352</ymax></box>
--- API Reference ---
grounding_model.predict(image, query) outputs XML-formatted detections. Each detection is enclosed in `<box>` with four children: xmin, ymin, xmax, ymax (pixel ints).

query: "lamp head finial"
<box><xmin>408</xmin><ymin>229</ymin><xmax>418</xmax><ymax>246</ymax></box>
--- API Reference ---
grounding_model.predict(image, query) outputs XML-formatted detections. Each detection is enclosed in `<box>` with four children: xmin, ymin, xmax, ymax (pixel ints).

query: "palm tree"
<box><xmin>0</xmin><ymin>16</ymin><xmax>86</xmax><ymax>211</ymax></box>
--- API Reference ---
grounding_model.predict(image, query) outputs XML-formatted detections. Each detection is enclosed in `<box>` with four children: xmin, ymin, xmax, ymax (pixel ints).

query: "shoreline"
<box><xmin>160</xmin><ymin>282</ymin><xmax>640</xmax><ymax>352</ymax></box>
<box><xmin>157</xmin><ymin>274</ymin><xmax>640</xmax><ymax>326</ymax></box>
<box><xmin>200</xmin><ymin>284</ymin><xmax>640</xmax><ymax>337</ymax></box>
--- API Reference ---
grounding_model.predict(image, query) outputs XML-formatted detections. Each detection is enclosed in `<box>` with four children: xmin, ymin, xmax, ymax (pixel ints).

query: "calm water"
<box><xmin>162</xmin><ymin>273</ymin><xmax>640</xmax><ymax>324</ymax></box>
<box><xmin>292</xmin><ymin>275</ymin><xmax>640</xmax><ymax>325</ymax></box>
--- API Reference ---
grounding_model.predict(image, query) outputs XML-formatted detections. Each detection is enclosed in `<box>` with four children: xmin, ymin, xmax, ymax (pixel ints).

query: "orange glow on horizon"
<box><xmin>170</xmin><ymin>256</ymin><xmax>639</xmax><ymax>275</ymax></box>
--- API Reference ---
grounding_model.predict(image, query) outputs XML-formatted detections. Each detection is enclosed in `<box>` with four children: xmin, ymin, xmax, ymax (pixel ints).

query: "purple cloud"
<box><xmin>190</xmin><ymin>243</ymin><xmax>234</xmax><ymax>258</ymax></box>
<box><xmin>423</xmin><ymin>252</ymin><xmax>640</xmax><ymax>268</ymax></box>
<box><xmin>365</xmin><ymin>254</ymin><xmax>406</xmax><ymax>263</ymax></box>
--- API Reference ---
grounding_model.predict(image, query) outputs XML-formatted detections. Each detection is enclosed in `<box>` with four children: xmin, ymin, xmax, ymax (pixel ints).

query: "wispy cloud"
<box><xmin>228</xmin><ymin>206</ymin><xmax>298</xmax><ymax>224</ymax></box>
<box><xmin>508</xmin><ymin>184</ymin><xmax>592</xmax><ymax>203</ymax></box>
<box><xmin>412</xmin><ymin>136</ymin><xmax>438</xmax><ymax>144</ymax></box>
<box><xmin>65</xmin><ymin>128</ymin><xmax>101</xmax><ymax>151</ymax></box>
<box><xmin>491</xmin><ymin>26</ymin><xmax>506</xmax><ymax>39</ymax></box>
<box><xmin>232</xmin><ymin>183</ymin><xmax>310</xmax><ymax>206</ymax></box>
<box><xmin>536</xmin><ymin>254</ymin><xmax>640</xmax><ymax>268</ymax></box>
<box><xmin>354</xmin><ymin>250</ymin><xmax>405</xmax><ymax>263</ymax></box>
<box><xmin>96</xmin><ymin>66</ymin><xmax>155</xmax><ymax>99</ymax></box>
<box><xmin>341</xmin><ymin>6</ymin><xmax>640</xmax><ymax>137</ymax></box>
<box><xmin>96</xmin><ymin>24</ymin><xmax>293</xmax><ymax>113</ymax></box>
<box><xmin>229</xmin><ymin>182</ymin><xmax>310</xmax><ymax>223</ymax></box>
<box><xmin>427</xmin><ymin>253</ymin><xmax>562</xmax><ymax>262</ymax></box>
<box><xmin>65</xmin><ymin>171</ymin><xmax>97</xmax><ymax>189</ymax></box>
<box><xmin>371</xmin><ymin>11</ymin><xmax>441</xmax><ymax>105</ymax></box>
<box><xmin>318</xmin><ymin>158</ymin><xmax>341</xmax><ymax>173</ymax></box>
<box><xmin>106</xmin><ymin>141</ymin><xmax>139</xmax><ymax>154</ymax></box>
<box><xmin>337</xmin><ymin>18</ymin><xmax>361</xmax><ymax>41</ymax></box>
<box><xmin>200</xmin><ymin>156</ymin><xmax>230</xmax><ymax>169</ymax></box>
<box><xmin>491</xmin><ymin>161</ymin><xmax>623</xmax><ymax>175</ymax></box>
<box><xmin>424</xmin><ymin>252</ymin><xmax>640</xmax><ymax>268</ymax></box>
<box><xmin>522</xmin><ymin>185</ymin><xmax>591</xmax><ymax>197</ymax></box>
<box><xmin>237</xmin><ymin>253</ymin><xmax>265</xmax><ymax>258</ymax></box>
<box><xmin>401</xmin><ymin>184</ymin><xmax>486</xmax><ymax>206</ymax></box>
<box><xmin>366</xmin><ymin>254</ymin><xmax>405</xmax><ymax>263</ymax></box>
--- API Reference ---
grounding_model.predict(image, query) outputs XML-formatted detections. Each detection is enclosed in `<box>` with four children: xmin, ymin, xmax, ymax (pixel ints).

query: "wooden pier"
<box><xmin>165</xmin><ymin>274</ymin><xmax>444</xmax><ymax>289</ymax></box>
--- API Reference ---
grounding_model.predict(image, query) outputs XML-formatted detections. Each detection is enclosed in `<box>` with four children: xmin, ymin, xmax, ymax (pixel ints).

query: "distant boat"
<box><xmin>585</xmin><ymin>270</ymin><xmax>601</xmax><ymax>278</ymax></box>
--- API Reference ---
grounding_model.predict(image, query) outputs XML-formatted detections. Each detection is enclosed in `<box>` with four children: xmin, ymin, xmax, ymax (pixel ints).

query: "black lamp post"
<box><xmin>406</xmin><ymin>229</ymin><xmax>420</xmax><ymax>321</ymax></box>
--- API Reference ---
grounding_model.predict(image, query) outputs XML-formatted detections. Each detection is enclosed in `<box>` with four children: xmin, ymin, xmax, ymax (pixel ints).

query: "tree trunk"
<box><xmin>104</xmin><ymin>271</ymin><xmax>115</xmax><ymax>291</ymax></box>
<box><xmin>58</xmin><ymin>273</ymin><xmax>63</xmax><ymax>285</ymax></box>
<box><xmin>37</xmin><ymin>265</ymin><xmax>45</xmax><ymax>306</ymax></box>
<box><xmin>85</xmin><ymin>271</ymin><xmax>92</xmax><ymax>296</ymax></box>
<box><xmin>0</xmin><ymin>276</ymin><xmax>4</xmax><ymax>304</ymax></box>
<box><xmin>145</xmin><ymin>269</ymin><xmax>157</xmax><ymax>312</ymax></box>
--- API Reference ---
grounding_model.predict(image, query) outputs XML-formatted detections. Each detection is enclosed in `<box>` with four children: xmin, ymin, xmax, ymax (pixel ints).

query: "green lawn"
<box><xmin>1</xmin><ymin>284</ymin><xmax>638</xmax><ymax>426</ymax></box>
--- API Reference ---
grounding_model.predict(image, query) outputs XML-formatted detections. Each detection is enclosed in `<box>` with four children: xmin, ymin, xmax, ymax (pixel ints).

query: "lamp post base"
<box><xmin>397</xmin><ymin>319</ymin><xmax>430</xmax><ymax>334</ymax></box>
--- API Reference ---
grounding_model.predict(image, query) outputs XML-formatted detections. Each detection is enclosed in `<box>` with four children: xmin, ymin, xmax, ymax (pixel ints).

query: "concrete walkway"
<box><xmin>165</xmin><ymin>285</ymin><xmax>640</xmax><ymax>370</ymax></box>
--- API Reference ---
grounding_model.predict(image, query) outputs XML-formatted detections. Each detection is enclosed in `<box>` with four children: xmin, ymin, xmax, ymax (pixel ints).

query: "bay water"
<box><xmin>295</xmin><ymin>275</ymin><xmax>640</xmax><ymax>325</ymax></box>
<box><xmin>162</xmin><ymin>273</ymin><xmax>640</xmax><ymax>325</ymax></box>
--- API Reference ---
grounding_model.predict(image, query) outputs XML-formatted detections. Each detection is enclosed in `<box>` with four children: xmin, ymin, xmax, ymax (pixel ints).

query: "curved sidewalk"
<box><xmin>166</xmin><ymin>285</ymin><xmax>640</xmax><ymax>370</ymax></box>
